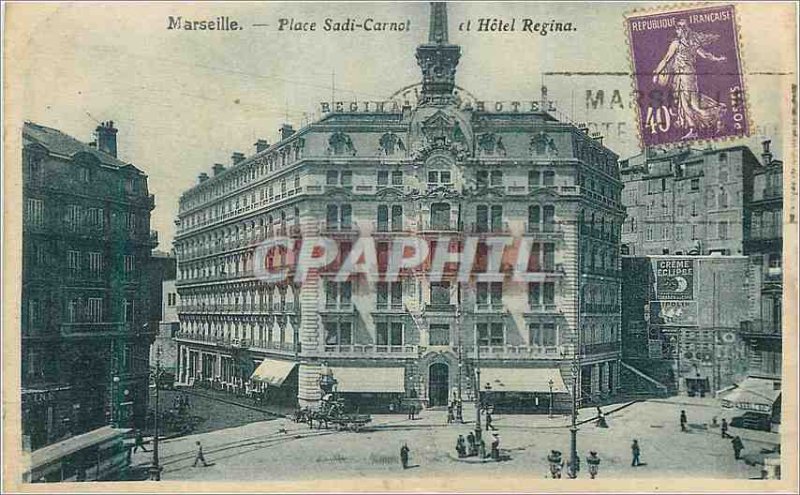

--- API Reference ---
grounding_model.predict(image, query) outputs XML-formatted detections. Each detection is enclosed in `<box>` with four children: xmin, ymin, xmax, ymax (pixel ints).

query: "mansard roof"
<box><xmin>23</xmin><ymin>121</ymin><xmax>138</xmax><ymax>171</ymax></box>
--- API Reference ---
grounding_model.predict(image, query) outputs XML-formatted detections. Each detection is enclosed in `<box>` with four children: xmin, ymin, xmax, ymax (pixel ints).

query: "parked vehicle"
<box><xmin>730</xmin><ymin>412</ymin><xmax>771</xmax><ymax>431</ymax></box>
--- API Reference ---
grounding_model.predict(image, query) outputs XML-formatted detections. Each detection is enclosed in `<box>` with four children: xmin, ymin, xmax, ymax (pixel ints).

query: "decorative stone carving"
<box><xmin>410</xmin><ymin>111</ymin><xmax>469</xmax><ymax>161</ymax></box>
<box><xmin>327</xmin><ymin>132</ymin><xmax>357</xmax><ymax>156</ymax></box>
<box><xmin>378</xmin><ymin>132</ymin><xmax>406</xmax><ymax>155</ymax></box>
<box><xmin>477</xmin><ymin>133</ymin><xmax>507</xmax><ymax>156</ymax></box>
<box><xmin>530</xmin><ymin>132</ymin><xmax>559</xmax><ymax>156</ymax></box>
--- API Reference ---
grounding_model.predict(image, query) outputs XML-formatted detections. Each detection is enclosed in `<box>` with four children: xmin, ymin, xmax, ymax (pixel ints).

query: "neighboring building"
<box><xmin>733</xmin><ymin>139</ymin><xmax>783</xmax><ymax>427</ymax></box>
<box><xmin>151</xmin><ymin>278</ymin><xmax>180</xmax><ymax>376</ymax></box>
<box><xmin>173</xmin><ymin>3</ymin><xmax>625</xmax><ymax>412</ymax></box>
<box><xmin>621</xmin><ymin>255</ymin><xmax>759</xmax><ymax>396</ymax></box>
<box><xmin>620</xmin><ymin>145</ymin><xmax>761</xmax><ymax>256</ymax></box>
<box><xmin>144</xmin><ymin>250</ymin><xmax>177</xmax><ymax>373</ymax></box>
<box><xmin>22</xmin><ymin>121</ymin><xmax>157</xmax><ymax>450</ymax></box>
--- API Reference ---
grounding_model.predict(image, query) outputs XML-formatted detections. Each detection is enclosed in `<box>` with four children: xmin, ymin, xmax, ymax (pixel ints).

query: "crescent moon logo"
<box><xmin>674</xmin><ymin>276</ymin><xmax>688</xmax><ymax>293</ymax></box>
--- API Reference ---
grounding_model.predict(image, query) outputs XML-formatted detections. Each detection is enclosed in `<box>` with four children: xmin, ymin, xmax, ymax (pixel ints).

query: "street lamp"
<box><xmin>567</xmin><ymin>353</ymin><xmax>580</xmax><ymax>479</ymax></box>
<box><xmin>111</xmin><ymin>376</ymin><xmax>121</xmax><ymax>428</ymax></box>
<box><xmin>548</xmin><ymin>378</ymin><xmax>554</xmax><ymax>419</ymax></box>
<box><xmin>148</xmin><ymin>346</ymin><xmax>164</xmax><ymax>481</ymax></box>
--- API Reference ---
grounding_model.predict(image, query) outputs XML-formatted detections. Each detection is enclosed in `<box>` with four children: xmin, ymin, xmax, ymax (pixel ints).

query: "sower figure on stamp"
<box><xmin>652</xmin><ymin>18</ymin><xmax>728</xmax><ymax>139</ymax></box>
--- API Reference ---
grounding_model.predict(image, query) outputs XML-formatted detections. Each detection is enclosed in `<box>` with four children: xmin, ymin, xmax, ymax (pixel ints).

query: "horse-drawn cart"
<box><xmin>293</xmin><ymin>394</ymin><xmax>371</xmax><ymax>432</ymax></box>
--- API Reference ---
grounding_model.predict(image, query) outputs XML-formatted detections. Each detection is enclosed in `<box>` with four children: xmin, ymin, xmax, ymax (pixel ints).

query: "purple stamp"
<box><xmin>626</xmin><ymin>4</ymin><xmax>748</xmax><ymax>147</ymax></box>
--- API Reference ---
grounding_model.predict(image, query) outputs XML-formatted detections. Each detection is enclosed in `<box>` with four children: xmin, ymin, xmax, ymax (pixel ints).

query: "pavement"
<box><xmin>131</xmin><ymin>395</ymin><xmax>777</xmax><ymax>481</ymax></box>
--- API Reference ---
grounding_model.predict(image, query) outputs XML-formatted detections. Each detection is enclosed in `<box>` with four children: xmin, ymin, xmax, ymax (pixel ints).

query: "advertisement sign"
<box><xmin>655</xmin><ymin>259</ymin><xmax>694</xmax><ymax>300</ymax></box>
<box><xmin>648</xmin><ymin>339</ymin><xmax>663</xmax><ymax>359</ymax></box>
<box><xmin>650</xmin><ymin>301</ymin><xmax>699</xmax><ymax>327</ymax></box>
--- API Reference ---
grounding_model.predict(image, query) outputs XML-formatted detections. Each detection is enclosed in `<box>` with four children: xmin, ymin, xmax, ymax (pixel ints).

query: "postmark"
<box><xmin>626</xmin><ymin>4</ymin><xmax>748</xmax><ymax>147</ymax></box>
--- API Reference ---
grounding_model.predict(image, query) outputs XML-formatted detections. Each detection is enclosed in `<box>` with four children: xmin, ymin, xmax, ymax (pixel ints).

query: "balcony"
<box><xmin>740</xmin><ymin>320</ymin><xmax>782</xmax><ymax>337</ymax></box>
<box><xmin>373</xmin><ymin>303</ymin><xmax>406</xmax><ymax>314</ymax></box>
<box><xmin>525</xmin><ymin>222</ymin><xmax>565</xmax><ymax>240</ymax></box>
<box><xmin>469</xmin><ymin>221</ymin><xmax>510</xmax><ymax>234</ymax></box>
<box><xmin>580</xmin><ymin>342</ymin><xmax>620</xmax><ymax>356</ymax></box>
<box><xmin>420</xmin><ymin>220</ymin><xmax>460</xmax><ymax>234</ymax></box>
<box><xmin>473</xmin><ymin>303</ymin><xmax>505</xmax><ymax>313</ymax></box>
<box><xmin>60</xmin><ymin>322</ymin><xmax>131</xmax><ymax>338</ymax></box>
<box><xmin>469</xmin><ymin>345</ymin><xmax>562</xmax><ymax>359</ymax></box>
<box><xmin>525</xmin><ymin>303</ymin><xmax>560</xmax><ymax>315</ymax></box>
<box><xmin>250</xmin><ymin>340</ymin><xmax>298</xmax><ymax>353</ymax></box>
<box><xmin>425</xmin><ymin>303</ymin><xmax>456</xmax><ymax>313</ymax></box>
<box><xmin>322</xmin><ymin>344</ymin><xmax>418</xmax><ymax>357</ymax></box>
<box><xmin>320</xmin><ymin>303</ymin><xmax>356</xmax><ymax>314</ymax></box>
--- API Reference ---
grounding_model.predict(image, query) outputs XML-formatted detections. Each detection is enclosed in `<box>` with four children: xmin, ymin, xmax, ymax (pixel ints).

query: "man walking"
<box><xmin>586</xmin><ymin>451</ymin><xmax>601</xmax><ymax>479</ymax></box>
<box><xmin>631</xmin><ymin>439</ymin><xmax>641</xmax><ymax>467</ymax></box>
<box><xmin>721</xmin><ymin>418</ymin><xmax>731</xmax><ymax>438</ymax></box>
<box><xmin>400</xmin><ymin>443</ymin><xmax>410</xmax><ymax>469</ymax></box>
<box><xmin>680</xmin><ymin>410</ymin><xmax>688</xmax><ymax>432</ymax></box>
<box><xmin>485</xmin><ymin>410</ymin><xmax>496</xmax><ymax>431</ymax></box>
<box><xmin>193</xmin><ymin>440</ymin><xmax>210</xmax><ymax>467</ymax></box>
<box><xmin>133</xmin><ymin>430</ymin><xmax>149</xmax><ymax>453</ymax></box>
<box><xmin>732</xmin><ymin>436</ymin><xmax>744</xmax><ymax>460</ymax></box>
<box><xmin>456</xmin><ymin>400</ymin><xmax>463</xmax><ymax>423</ymax></box>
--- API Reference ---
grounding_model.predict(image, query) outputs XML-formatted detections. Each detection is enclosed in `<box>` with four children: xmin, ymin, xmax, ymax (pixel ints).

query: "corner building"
<box><xmin>174</xmin><ymin>3</ymin><xmax>624</xmax><ymax>412</ymax></box>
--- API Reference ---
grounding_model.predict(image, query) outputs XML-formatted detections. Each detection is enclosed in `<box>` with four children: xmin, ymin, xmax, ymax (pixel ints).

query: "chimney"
<box><xmin>95</xmin><ymin>121</ymin><xmax>118</xmax><ymax>157</ymax></box>
<box><xmin>761</xmin><ymin>139</ymin><xmax>773</xmax><ymax>164</ymax></box>
<box><xmin>231</xmin><ymin>152</ymin><xmax>245</xmax><ymax>165</ymax></box>
<box><xmin>279</xmin><ymin>124</ymin><xmax>295</xmax><ymax>141</ymax></box>
<box><xmin>198</xmin><ymin>172</ymin><xmax>209</xmax><ymax>183</ymax></box>
<box><xmin>212</xmin><ymin>163</ymin><xmax>226</xmax><ymax>176</ymax></box>
<box><xmin>255</xmin><ymin>139</ymin><xmax>270</xmax><ymax>153</ymax></box>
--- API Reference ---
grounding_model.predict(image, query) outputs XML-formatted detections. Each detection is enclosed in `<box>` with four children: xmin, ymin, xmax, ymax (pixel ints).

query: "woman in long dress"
<box><xmin>652</xmin><ymin>19</ymin><xmax>728</xmax><ymax>139</ymax></box>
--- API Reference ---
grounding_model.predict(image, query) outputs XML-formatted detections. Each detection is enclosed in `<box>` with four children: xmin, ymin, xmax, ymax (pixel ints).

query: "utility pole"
<box><xmin>568</xmin><ymin>220</ymin><xmax>583</xmax><ymax>479</ymax></box>
<box><xmin>149</xmin><ymin>346</ymin><xmax>163</xmax><ymax>481</ymax></box>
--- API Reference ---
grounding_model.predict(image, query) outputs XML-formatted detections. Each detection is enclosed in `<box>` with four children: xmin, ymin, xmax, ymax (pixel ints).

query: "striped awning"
<box><xmin>479</xmin><ymin>368</ymin><xmax>568</xmax><ymax>393</ymax></box>
<box><xmin>721</xmin><ymin>377</ymin><xmax>781</xmax><ymax>411</ymax></box>
<box><xmin>250</xmin><ymin>359</ymin><xmax>297</xmax><ymax>387</ymax></box>
<box><xmin>330</xmin><ymin>367</ymin><xmax>405</xmax><ymax>393</ymax></box>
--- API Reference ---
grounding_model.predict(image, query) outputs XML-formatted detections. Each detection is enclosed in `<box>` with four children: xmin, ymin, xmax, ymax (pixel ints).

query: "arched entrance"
<box><xmin>428</xmin><ymin>363</ymin><xmax>449</xmax><ymax>406</ymax></box>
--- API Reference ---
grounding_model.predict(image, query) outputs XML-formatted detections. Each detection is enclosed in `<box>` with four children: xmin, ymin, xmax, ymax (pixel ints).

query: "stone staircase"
<box><xmin>618</xmin><ymin>361</ymin><xmax>673</xmax><ymax>398</ymax></box>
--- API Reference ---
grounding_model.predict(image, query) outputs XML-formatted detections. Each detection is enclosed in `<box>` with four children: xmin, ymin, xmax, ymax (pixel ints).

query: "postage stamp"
<box><xmin>626</xmin><ymin>4</ymin><xmax>749</xmax><ymax>147</ymax></box>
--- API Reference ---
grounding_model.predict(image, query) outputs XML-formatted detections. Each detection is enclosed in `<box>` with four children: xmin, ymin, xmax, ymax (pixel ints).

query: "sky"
<box><xmin>7</xmin><ymin>2</ymin><xmax>796</xmax><ymax>249</ymax></box>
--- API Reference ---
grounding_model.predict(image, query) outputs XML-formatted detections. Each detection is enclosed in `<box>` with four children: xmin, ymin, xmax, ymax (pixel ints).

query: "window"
<box><xmin>528</xmin><ymin>170</ymin><xmax>540</xmax><ymax>187</ymax></box>
<box><xmin>167</xmin><ymin>293</ymin><xmax>177</xmax><ymax>306</ymax></box>
<box><xmin>122</xmin><ymin>299</ymin><xmax>135</xmax><ymax>323</ymax></box>
<box><xmin>691</xmin><ymin>178</ymin><xmax>700</xmax><ymax>191</ymax></box>
<box><xmin>477</xmin><ymin>322</ymin><xmax>504</xmax><ymax>346</ymax></box>
<box><xmin>341</xmin><ymin>170</ymin><xmax>352</xmax><ymax>187</ymax></box>
<box><xmin>377</xmin><ymin>170</ymin><xmax>389</xmax><ymax>186</ymax></box>
<box><xmin>391</xmin><ymin>171</ymin><xmax>403</xmax><ymax>186</ymax></box>
<box><xmin>676</xmin><ymin>225</ymin><xmax>684</xmax><ymax>240</ymax></box>
<box><xmin>376</xmin><ymin>321</ymin><xmax>404</xmax><ymax>346</ymax></box>
<box><xmin>718</xmin><ymin>221</ymin><xmax>728</xmax><ymax>239</ymax></box>
<box><xmin>490</xmin><ymin>170</ymin><xmax>503</xmax><ymax>186</ymax></box>
<box><xmin>529</xmin><ymin>282</ymin><xmax>556</xmax><ymax>307</ymax></box>
<box><xmin>430</xmin><ymin>203</ymin><xmax>450</xmax><ymax>230</ymax></box>
<box><xmin>67</xmin><ymin>250</ymin><xmax>81</xmax><ymax>271</ymax></box>
<box><xmin>529</xmin><ymin>323</ymin><xmax>557</xmax><ymax>346</ymax></box>
<box><xmin>751</xmin><ymin>211</ymin><xmax>762</xmax><ymax>238</ymax></box>
<box><xmin>428</xmin><ymin>171</ymin><xmax>452</xmax><ymax>187</ymax></box>
<box><xmin>646</xmin><ymin>204</ymin><xmax>653</xmax><ymax>217</ymax></box>
<box><xmin>25</xmin><ymin>198</ymin><xmax>44</xmax><ymax>226</ymax></box>
<box><xmin>126</xmin><ymin>212</ymin><xmax>136</xmax><ymax>233</ymax></box>
<box><xmin>476</xmin><ymin>170</ymin><xmax>488</xmax><ymax>187</ymax></box>
<box><xmin>87</xmin><ymin>297</ymin><xmax>104</xmax><ymax>322</ymax></box>
<box><xmin>325</xmin><ymin>281</ymin><xmax>352</xmax><ymax>309</ymax></box>
<box><xmin>430</xmin><ymin>282</ymin><xmax>451</xmax><ymax>306</ymax></box>
<box><xmin>391</xmin><ymin>205</ymin><xmax>403</xmax><ymax>231</ymax></box>
<box><xmin>691</xmin><ymin>223</ymin><xmax>699</xmax><ymax>240</ymax></box>
<box><xmin>543</xmin><ymin>171</ymin><xmax>555</xmax><ymax>186</ymax></box>
<box><xmin>646</xmin><ymin>225</ymin><xmax>654</xmax><ymax>241</ymax></box>
<box><xmin>662</xmin><ymin>225</ymin><xmax>670</xmax><ymax>240</ymax></box>
<box><xmin>124</xmin><ymin>255</ymin><xmax>135</xmax><ymax>274</ymax></box>
<box><xmin>326</xmin><ymin>170</ymin><xmax>339</xmax><ymax>185</ymax></box>
<box><xmin>429</xmin><ymin>324</ymin><xmax>450</xmax><ymax>346</ymax></box>
<box><xmin>377</xmin><ymin>205</ymin><xmax>389</xmax><ymax>232</ymax></box>
<box><xmin>324</xmin><ymin>321</ymin><xmax>352</xmax><ymax>345</ymax></box>
<box><xmin>377</xmin><ymin>282</ymin><xmax>403</xmax><ymax>309</ymax></box>
<box><xmin>88</xmin><ymin>252</ymin><xmax>103</xmax><ymax>274</ymax></box>
<box><xmin>326</xmin><ymin>204</ymin><xmax>352</xmax><ymax>230</ymax></box>
<box><xmin>67</xmin><ymin>299</ymin><xmax>80</xmax><ymax>323</ymax></box>
<box><xmin>476</xmin><ymin>282</ymin><xmax>503</xmax><ymax>309</ymax></box>
<box><xmin>719</xmin><ymin>189</ymin><xmax>728</xmax><ymax>208</ymax></box>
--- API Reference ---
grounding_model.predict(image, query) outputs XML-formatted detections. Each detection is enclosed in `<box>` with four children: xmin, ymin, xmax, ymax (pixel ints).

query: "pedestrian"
<box><xmin>490</xmin><ymin>433</ymin><xmax>500</xmax><ymax>461</ymax></box>
<box><xmin>456</xmin><ymin>401</ymin><xmax>463</xmax><ymax>423</ymax></box>
<box><xmin>711</xmin><ymin>416</ymin><xmax>719</xmax><ymax>428</ymax></box>
<box><xmin>400</xmin><ymin>443</ymin><xmax>410</xmax><ymax>469</ymax></box>
<box><xmin>456</xmin><ymin>435</ymin><xmax>467</xmax><ymax>458</ymax></box>
<box><xmin>596</xmin><ymin>406</ymin><xmax>608</xmax><ymax>428</ymax></box>
<box><xmin>193</xmin><ymin>441</ymin><xmax>209</xmax><ymax>467</ymax></box>
<box><xmin>407</xmin><ymin>403</ymin><xmax>413</xmax><ymax>420</ymax></box>
<box><xmin>446</xmin><ymin>403</ymin><xmax>454</xmax><ymax>424</ymax></box>
<box><xmin>680</xmin><ymin>410</ymin><xmax>688</xmax><ymax>432</ymax></box>
<box><xmin>547</xmin><ymin>450</ymin><xmax>564</xmax><ymax>479</ymax></box>
<box><xmin>485</xmin><ymin>410</ymin><xmax>495</xmax><ymax>431</ymax></box>
<box><xmin>479</xmin><ymin>438</ymin><xmax>487</xmax><ymax>459</ymax></box>
<box><xmin>586</xmin><ymin>451</ymin><xmax>601</xmax><ymax>479</ymax></box>
<box><xmin>721</xmin><ymin>418</ymin><xmax>731</xmax><ymax>438</ymax></box>
<box><xmin>631</xmin><ymin>439</ymin><xmax>641</xmax><ymax>467</ymax></box>
<box><xmin>133</xmin><ymin>430</ymin><xmax>149</xmax><ymax>453</ymax></box>
<box><xmin>732</xmin><ymin>436</ymin><xmax>744</xmax><ymax>460</ymax></box>
<box><xmin>467</xmin><ymin>431</ymin><xmax>477</xmax><ymax>457</ymax></box>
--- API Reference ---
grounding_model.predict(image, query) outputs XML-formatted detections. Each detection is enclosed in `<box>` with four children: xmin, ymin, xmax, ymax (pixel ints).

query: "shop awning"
<box><xmin>721</xmin><ymin>377</ymin><xmax>781</xmax><ymax>411</ymax></box>
<box><xmin>250</xmin><ymin>359</ymin><xmax>297</xmax><ymax>387</ymax></box>
<box><xmin>479</xmin><ymin>368</ymin><xmax>568</xmax><ymax>393</ymax></box>
<box><xmin>330</xmin><ymin>367</ymin><xmax>405</xmax><ymax>393</ymax></box>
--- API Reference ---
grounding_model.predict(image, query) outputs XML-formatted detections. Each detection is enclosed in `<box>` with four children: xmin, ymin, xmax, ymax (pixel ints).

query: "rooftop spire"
<box><xmin>416</xmin><ymin>2</ymin><xmax>461</xmax><ymax>105</ymax></box>
<box><xmin>428</xmin><ymin>2</ymin><xmax>449</xmax><ymax>44</ymax></box>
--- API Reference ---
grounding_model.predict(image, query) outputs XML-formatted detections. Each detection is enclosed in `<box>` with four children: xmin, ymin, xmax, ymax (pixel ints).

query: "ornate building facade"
<box><xmin>173</xmin><ymin>3</ymin><xmax>624</xmax><ymax>412</ymax></box>
<box><xmin>22</xmin><ymin>121</ymin><xmax>157</xmax><ymax>449</ymax></box>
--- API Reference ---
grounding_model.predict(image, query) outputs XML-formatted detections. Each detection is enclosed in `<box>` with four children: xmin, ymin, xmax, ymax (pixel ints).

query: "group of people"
<box><xmin>446</xmin><ymin>400</ymin><xmax>463</xmax><ymax>424</ymax></box>
<box><xmin>454</xmin><ymin>430</ymin><xmax>501</xmax><ymax>460</ymax></box>
<box><xmin>547</xmin><ymin>450</ymin><xmax>602</xmax><ymax>479</ymax></box>
<box><xmin>685</xmin><ymin>412</ymin><xmax>747</xmax><ymax>461</ymax></box>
